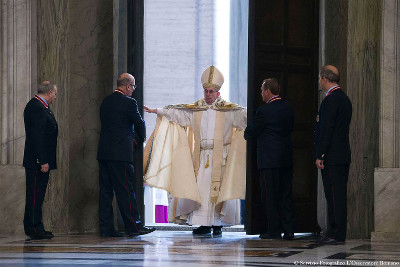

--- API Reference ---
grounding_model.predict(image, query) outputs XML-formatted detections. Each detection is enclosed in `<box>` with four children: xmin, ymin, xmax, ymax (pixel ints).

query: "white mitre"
<box><xmin>201</xmin><ymin>65</ymin><xmax>224</xmax><ymax>91</ymax></box>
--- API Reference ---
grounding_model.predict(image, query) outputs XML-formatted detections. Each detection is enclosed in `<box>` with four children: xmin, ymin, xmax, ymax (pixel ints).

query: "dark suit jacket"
<box><xmin>244</xmin><ymin>99</ymin><xmax>294</xmax><ymax>169</ymax></box>
<box><xmin>23</xmin><ymin>97</ymin><xmax>58</xmax><ymax>170</ymax></box>
<box><xmin>315</xmin><ymin>88</ymin><xmax>352</xmax><ymax>165</ymax></box>
<box><xmin>97</xmin><ymin>92</ymin><xmax>146</xmax><ymax>163</ymax></box>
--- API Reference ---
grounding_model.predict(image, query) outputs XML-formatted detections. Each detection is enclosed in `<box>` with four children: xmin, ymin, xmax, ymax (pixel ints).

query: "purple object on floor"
<box><xmin>155</xmin><ymin>205</ymin><xmax>168</xmax><ymax>223</ymax></box>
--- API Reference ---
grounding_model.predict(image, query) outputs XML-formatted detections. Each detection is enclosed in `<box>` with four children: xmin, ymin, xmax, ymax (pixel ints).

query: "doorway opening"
<box><xmin>142</xmin><ymin>0</ymin><xmax>249</xmax><ymax>227</ymax></box>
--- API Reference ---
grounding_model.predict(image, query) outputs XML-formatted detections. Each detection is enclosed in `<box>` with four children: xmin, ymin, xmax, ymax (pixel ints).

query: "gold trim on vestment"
<box><xmin>143</xmin><ymin>116</ymin><xmax>202</xmax><ymax>203</ymax></box>
<box><xmin>202</xmin><ymin>83</ymin><xmax>221</xmax><ymax>91</ymax></box>
<box><xmin>193</xmin><ymin>112</ymin><xmax>202</xmax><ymax>180</ymax></box>
<box><xmin>210</xmin><ymin>111</ymin><xmax>225</xmax><ymax>203</ymax></box>
<box><xmin>215</xmin><ymin>129</ymin><xmax>246</xmax><ymax>204</ymax></box>
<box><xmin>143</xmin><ymin>98</ymin><xmax>247</xmax><ymax>223</ymax></box>
<box><xmin>208</xmin><ymin>66</ymin><xmax>214</xmax><ymax>84</ymax></box>
<box><xmin>164</xmin><ymin>97</ymin><xmax>243</xmax><ymax>111</ymax></box>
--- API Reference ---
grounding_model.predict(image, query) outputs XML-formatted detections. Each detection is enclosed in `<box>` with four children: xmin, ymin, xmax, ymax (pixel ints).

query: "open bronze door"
<box><xmin>128</xmin><ymin>0</ymin><xmax>145</xmax><ymax>223</ymax></box>
<box><xmin>246</xmin><ymin>0</ymin><xmax>320</xmax><ymax>234</ymax></box>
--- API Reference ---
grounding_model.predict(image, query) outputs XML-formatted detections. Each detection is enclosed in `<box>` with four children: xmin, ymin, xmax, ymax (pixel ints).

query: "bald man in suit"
<box><xmin>97</xmin><ymin>73</ymin><xmax>155</xmax><ymax>237</ymax></box>
<box><xmin>315</xmin><ymin>65</ymin><xmax>352</xmax><ymax>245</ymax></box>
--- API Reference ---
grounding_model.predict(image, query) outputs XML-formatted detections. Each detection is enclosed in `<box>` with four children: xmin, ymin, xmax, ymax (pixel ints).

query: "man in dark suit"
<box><xmin>315</xmin><ymin>65</ymin><xmax>352</xmax><ymax>245</ymax></box>
<box><xmin>23</xmin><ymin>81</ymin><xmax>58</xmax><ymax>240</ymax></box>
<box><xmin>97</xmin><ymin>73</ymin><xmax>155</xmax><ymax>237</ymax></box>
<box><xmin>244</xmin><ymin>78</ymin><xmax>295</xmax><ymax>240</ymax></box>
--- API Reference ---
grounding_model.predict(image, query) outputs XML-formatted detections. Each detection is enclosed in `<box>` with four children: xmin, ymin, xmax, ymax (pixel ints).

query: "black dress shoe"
<box><xmin>283</xmin><ymin>232</ymin><xmax>294</xmax><ymax>240</ymax></box>
<box><xmin>29</xmin><ymin>232</ymin><xmax>53</xmax><ymax>240</ymax></box>
<box><xmin>43</xmin><ymin>231</ymin><xmax>54</xmax><ymax>238</ymax></box>
<box><xmin>100</xmin><ymin>231</ymin><xmax>125</xmax><ymax>238</ymax></box>
<box><xmin>127</xmin><ymin>226</ymin><xmax>156</xmax><ymax>237</ymax></box>
<box><xmin>212</xmin><ymin>226</ymin><xmax>222</xmax><ymax>236</ymax></box>
<box><xmin>259</xmin><ymin>233</ymin><xmax>281</xmax><ymax>239</ymax></box>
<box><xmin>192</xmin><ymin>226</ymin><xmax>212</xmax><ymax>235</ymax></box>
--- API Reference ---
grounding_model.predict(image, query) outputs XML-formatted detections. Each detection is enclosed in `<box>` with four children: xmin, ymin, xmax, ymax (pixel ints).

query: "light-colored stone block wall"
<box><xmin>143</xmin><ymin>0</ymin><xmax>214</xmax><ymax>139</ymax></box>
<box><xmin>372</xmin><ymin>168</ymin><xmax>400</xmax><ymax>242</ymax></box>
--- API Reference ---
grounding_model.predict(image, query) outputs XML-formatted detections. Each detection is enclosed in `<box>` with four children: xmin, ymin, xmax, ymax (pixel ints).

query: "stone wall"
<box><xmin>0</xmin><ymin>0</ymin><xmax>114</xmax><ymax>234</ymax></box>
<box><xmin>67</xmin><ymin>0</ymin><xmax>113</xmax><ymax>233</ymax></box>
<box><xmin>37</xmin><ymin>0</ymin><xmax>113</xmax><ymax>234</ymax></box>
<box><xmin>1</xmin><ymin>0</ymin><xmax>398</xmax><ymax>239</ymax></box>
<box><xmin>346</xmin><ymin>0</ymin><xmax>381</xmax><ymax>239</ymax></box>
<box><xmin>37</xmin><ymin>0</ymin><xmax>70</xmax><ymax>234</ymax></box>
<box><xmin>322</xmin><ymin>0</ymin><xmax>381</xmax><ymax>239</ymax></box>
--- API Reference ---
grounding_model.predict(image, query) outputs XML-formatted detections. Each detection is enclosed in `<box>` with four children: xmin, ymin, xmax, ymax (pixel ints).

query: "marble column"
<box><xmin>371</xmin><ymin>0</ymin><xmax>400</xmax><ymax>242</ymax></box>
<box><xmin>37</xmin><ymin>0</ymin><xmax>70</xmax><ymax>234</ymax></box>
<box><xmin>0</xmin><ymin>0</ymin><xmax>37</xmax><ymax>234</ymax></box>
<box><xmin>39</xmin><ymin>0</ymin><xmax>114</xmax><ymax>234</ymax></box>
<box><xmin>346</xmin><ymin>0</ymin><xmax>381</xmax><ymax>239</ymax></box>
<box><xmin>321</xmin><ymin>0</ymin><xmax>381</xmax><ymax>239</ymax></box>
<box><xmin>67</xmin><ymin>0</ymin><xmax>113</xmax><ymax>233</ymax></box>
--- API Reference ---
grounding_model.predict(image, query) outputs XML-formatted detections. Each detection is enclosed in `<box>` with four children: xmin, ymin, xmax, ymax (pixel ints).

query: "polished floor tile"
<box><xmin>0</xmin><ymin>231</ymin><xmax>399</xmax><ymax>266</ymax></box>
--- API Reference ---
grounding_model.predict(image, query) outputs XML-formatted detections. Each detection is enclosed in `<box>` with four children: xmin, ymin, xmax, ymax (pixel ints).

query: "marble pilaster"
<box><xmin>67</xmin><ymin>0</ymin><xmax>114</xmax><ymax>233</ymax></box>
<box><xmin>0</xmin><ymin>166</ymin><xmax>26</xmax><ymax>234</ymax></box>
<box><xmin>0</xmin><ymin>0</ymin><xmax>37</xmax><ymax>234</ymax></box>
<box><xmin>378</xmin><ymin>0</ymin><xmax>400</xmax><ymax>168</ymax></box>
<box><xmin>346</xmin><ymin>0</ymin><xmax>381</xmax><ymax>239</ymax></box>
<box><xmin>372</xmin><ymin>0</ymin><xmax>400</xmax><ymax>242</ymax></box>
<box><xmin>37</xmin><ymin>0</ymin><xmax>70</xmax><ymax>234</ymax></box>
<box><xmin>372</xmin><ymin>168</ymin><xmax>400</xmax><ymax>242</ymax></box>
<box><xmin>322</xmin><ymin>0</ymin><xmax>380</xmax><ymax>239</ymax></box>
<box><xmin>0</xmin><ymin>0</ymin><xmax>36</xmax><ymax>165</ymax></box>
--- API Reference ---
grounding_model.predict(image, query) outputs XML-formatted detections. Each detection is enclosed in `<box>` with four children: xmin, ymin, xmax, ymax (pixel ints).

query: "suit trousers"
<box><xmin>98</xmin><ymin>160</ymin><xmax>142</xmax><ymax>234</ymax></box>
<box><xmin>259</xmin><ymin>168</ymin><xmax>295</xmax><ymax>235</ymax></box>
<box><xmin>24</xmin><ymin>168</ymin><xmax>49</xmax><ymax>235</ymax></box>
<box><xmin>321</xmin><ymin>164</ymin><xmax>349</xmax><ymax>242</ymax></box>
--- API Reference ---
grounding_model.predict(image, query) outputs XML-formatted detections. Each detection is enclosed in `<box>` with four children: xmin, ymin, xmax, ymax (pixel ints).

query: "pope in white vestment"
<box><xmin>144</xmin><ymin>66</ymin><xmax>247</xmax><ymax>235</ymax></box>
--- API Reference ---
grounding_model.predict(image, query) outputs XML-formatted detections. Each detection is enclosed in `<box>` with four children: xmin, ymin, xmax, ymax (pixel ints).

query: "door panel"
<box><xmin>128</xmin><ymin>0</ymin><xmax>145</xmax><ymax>224</ymax></box>
<box><xmin>246</xmin><ymin>0</ymin><xmax>320</xmax><ymax>234</ymax></box>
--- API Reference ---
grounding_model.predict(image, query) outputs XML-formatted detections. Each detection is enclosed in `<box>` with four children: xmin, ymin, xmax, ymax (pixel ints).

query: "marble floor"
<box><xmin>0</xmin><ymin>231</ymin><xmax>399</xmax><ymax>266</ymax></box>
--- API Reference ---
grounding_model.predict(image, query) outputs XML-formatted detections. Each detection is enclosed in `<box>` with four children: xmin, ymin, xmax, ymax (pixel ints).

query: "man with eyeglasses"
<box><xmin>144</xmin><ymin>66</ymin><xmax>247</xmax><ymax>236</ymax></box>
<box><xmin>315</xmin><ymin>65</ymin><xmax>352</xmax><ymax>245</ymax></box>
<box><xmin>97</xmin><ymin>73</ymin><xmax>155</xmax><ymax>237</ymax></box>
